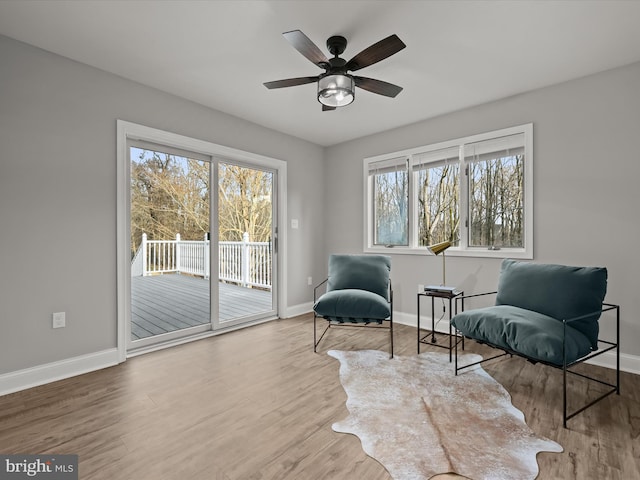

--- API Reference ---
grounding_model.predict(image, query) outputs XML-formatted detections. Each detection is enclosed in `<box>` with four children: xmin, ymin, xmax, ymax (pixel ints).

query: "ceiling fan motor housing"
<box><xmin>326</xmin><ymin>35</ymin><xmax>348</xmax><ymax>57</ymax></box>
<box><xmin>328</xmin><ymin>57</ymin><xmax>347</xmax><ymax>73</ymax></box>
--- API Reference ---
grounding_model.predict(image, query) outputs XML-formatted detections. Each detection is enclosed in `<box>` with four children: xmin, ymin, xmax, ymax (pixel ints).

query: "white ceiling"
<box><xmin>1</xmin><ymin>1</ymin><xmax>640</xmax><ymax>147</ymax></box>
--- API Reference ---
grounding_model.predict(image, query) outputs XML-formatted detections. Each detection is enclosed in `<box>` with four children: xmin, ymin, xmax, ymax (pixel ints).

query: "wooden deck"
<box><xmin>131</xmin><ymin>274</ymin><xmax>272</xmax><ymax>340</ymax></box>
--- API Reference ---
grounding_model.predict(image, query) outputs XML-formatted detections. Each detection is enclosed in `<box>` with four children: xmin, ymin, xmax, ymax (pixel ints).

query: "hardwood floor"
<box><xmin>0</xmin><ymin>315</ymin><xmax>638</xmax><ymax>479</ymax></box>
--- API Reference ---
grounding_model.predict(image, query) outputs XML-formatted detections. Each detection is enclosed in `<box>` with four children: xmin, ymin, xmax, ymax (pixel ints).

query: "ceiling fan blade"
<box><xmin>283</xmin><ymin>30</ymin><xmax>330</xmax><ymax>68</ymax></box>
<box><xmin>263</xmin><ymin>76</ymin><xmax>319</xmax><ymax>89</ymax></box>
<box><xmin>322</xmin><ymin>104</ymin><xmax>336</xmax><ymax>112</ymax></box>
<box><xmin>354</xmin><ymin>76</ymin><xmax>403</xmax><ymax>97</ymax></box>
<box><xmin>345</xmin><ymin>34</ymin><xmax>406</xmax><ymax>72</ymax></box>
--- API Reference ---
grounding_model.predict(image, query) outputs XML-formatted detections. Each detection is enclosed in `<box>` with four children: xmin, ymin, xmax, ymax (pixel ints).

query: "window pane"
<box><xmin>417</xmin><ymin>162</ymin><xmax>459</xmax><ymax>247</ymax></box>
<box><xmin>372</xmin><ymin>162</ymin><xmax>408</xmax><ymax>246</ymax></box>
<box><xmin>468</xmin><ymin>149</ymin><xmax>524</xmax><ymax>248</ymax></box>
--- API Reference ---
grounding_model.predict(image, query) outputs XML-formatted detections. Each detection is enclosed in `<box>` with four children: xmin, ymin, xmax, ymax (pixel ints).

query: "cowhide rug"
<box><xmin>328</xmin><ymin>349</ymin><xmax>562</xmax><ymax>480</ymax></box>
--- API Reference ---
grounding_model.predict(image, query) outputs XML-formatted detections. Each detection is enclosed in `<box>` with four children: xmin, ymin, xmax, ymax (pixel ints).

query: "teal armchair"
<box><xmin>451</xmin><ymin>259</ymin><xmax>620</xmax><ymax>427</ymax></box>
<box><xmin>313</xmin><ymin>254</ymin><xmax>393</xmax><ymax>357</ymax></box>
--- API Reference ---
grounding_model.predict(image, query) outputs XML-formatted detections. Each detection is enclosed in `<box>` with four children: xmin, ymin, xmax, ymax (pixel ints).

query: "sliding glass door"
<box><xmin>129</xmin><ymin>142</ymin><xmax>212</xmax><ymax>350</ymax></box>
<box><xmin>127</xmin><ymin>141</ymin><xmax>278</xmax><ymax>352</ymax></box>
<box><xmin>216</xmin><ymin>161</ymin><xmax>277</xmax><ymax>329</ymax></box>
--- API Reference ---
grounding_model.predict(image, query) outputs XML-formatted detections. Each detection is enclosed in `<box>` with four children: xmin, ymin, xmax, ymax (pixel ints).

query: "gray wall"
<box><xmin>2</xmin><ymin>30</ymin><xmax>638</xmax><ymax>379</ymax></box>
<box><xmin>0</xmin><ymin>35</ymin><xmax>325</xmax><ymax>375</ymax></box>
<box><xmin>325</xmin><ymin>61</ymin><xmax>640</xmax><ymax>358</ymax></box>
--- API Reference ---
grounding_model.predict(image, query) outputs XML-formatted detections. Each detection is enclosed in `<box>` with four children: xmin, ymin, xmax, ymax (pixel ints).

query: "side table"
<box><xmin>417</xmin><ymin>289</ymin><xmax>464</xmax><ymax>361</ymax></box>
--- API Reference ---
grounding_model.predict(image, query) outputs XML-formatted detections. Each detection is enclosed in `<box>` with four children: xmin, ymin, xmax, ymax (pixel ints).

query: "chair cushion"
<box><xmin>327</xmin><ymin>254</ymin><xmax>391</xmax><ymax>299</ymax></box>
<box><xmin>314</xmin><ymin>289</ymin><xmax>391</xmax><ymax>323</ymax></box>
<box><xmin>451</xmin><ymin>305</ymin><xmax>593</xmax><ymax>366</ymax></box>
<box><xmin>495</xmin><ymin>259</ymin><xmax>607</xmax><ymax>350</ymax></box>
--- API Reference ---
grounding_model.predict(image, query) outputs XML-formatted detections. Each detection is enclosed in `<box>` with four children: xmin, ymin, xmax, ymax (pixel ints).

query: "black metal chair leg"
<box><xmin>313</xmin><ymin>313</ymin><xmax>317</xmax><ymax>352</ymax></box>
<box><xmin>390</xmin><ymin>317</ymin><xmax>394</xmax><ymax>359</ymax></box>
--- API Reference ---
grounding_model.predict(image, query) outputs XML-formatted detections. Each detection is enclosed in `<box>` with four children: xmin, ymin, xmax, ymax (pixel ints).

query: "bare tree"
<box><xmin>418</xmin><ymin>163</ymin><xmax>459</xmax><ymax>246</ymax></box>
<box><xmin>374</xmin><ymin>169</ymin><xmax>408</xmax><ymax>245</ymax></box>
<box><xmin>218</xmin><ymin>164</ymin><xmax>272</xmax><ymax>242</ymax></box>
<box><xmin>469</xmin><ymin>154</ymin><xmax>523</xmax><ymax>247</ymax></box>
<box><xmin>130</xmin><ymin>150</ymin><xmax>209</xmax><ymax>256</ymax></box>
<box><xmin>131</xmin><ymin>152</ymin><xmax>274</xmax><ymax>256</ymax></box>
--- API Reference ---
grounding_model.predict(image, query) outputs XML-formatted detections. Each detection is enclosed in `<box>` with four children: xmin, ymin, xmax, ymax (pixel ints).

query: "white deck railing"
<box><xmin>132</xmin><ymin>233</ymin><xmax>271</xmax><ymax>290</ymax></box>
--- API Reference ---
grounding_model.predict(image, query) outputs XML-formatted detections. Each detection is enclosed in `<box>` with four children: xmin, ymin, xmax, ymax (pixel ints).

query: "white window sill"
<box><xmin>364</xmin><ymin>245</ymin><xmax>532</xmax><ymax>260</ymax></box>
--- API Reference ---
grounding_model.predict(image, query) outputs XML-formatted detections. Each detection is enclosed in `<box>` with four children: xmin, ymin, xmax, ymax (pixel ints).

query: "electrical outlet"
<box><xmin>307</xmin><ymin>276</ymin><xmax>313</xmax><ymax>286</ymax></box>
<box><xmin>418</xmin><ymin>284</ymin><xmax>424</xmax><ymax>292</ymax></box>
<box><xmin>52</xmin><ymin>312</ymin><xmax>66</xmax><ymax>329</ymax></box>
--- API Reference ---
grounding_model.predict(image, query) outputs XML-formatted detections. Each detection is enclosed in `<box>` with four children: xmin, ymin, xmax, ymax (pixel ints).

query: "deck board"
<box><xmin>131</xmin><ymin>274</ymin><xmax>272</xmax><ymax>340</ymax></box>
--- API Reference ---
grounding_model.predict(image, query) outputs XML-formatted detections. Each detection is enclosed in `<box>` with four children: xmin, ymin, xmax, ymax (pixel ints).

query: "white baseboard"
<box><xmin>586</xmin><ymin>351</ymin><xmax>640</xmax><ymax>376</ymax></box>
<box><xmin>394</xmin><ymin>310</ymin><xmax>640</xmax><ymax>375</ymax></box>
<box><xmin>0</xmin><ymin>349</ymin><xmax>120</xmax><ymax>397</ymax></box>
<box><xmin>283</xmin><ymin>301</ymin><xmax>313</xmax><ymax>319</ymax></box>
<box><xmin>394</xmin><ymin>311</ymin><xmax>422</xmax><ymax>329</ymax></box>
<box><xmin>4</xmin><ymin>310</ymin><xmax>635</xmax><ymax>398</ymax></box>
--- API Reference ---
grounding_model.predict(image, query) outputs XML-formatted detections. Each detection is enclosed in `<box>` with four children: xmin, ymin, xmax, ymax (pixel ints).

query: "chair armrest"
<box><xmin>454</xmin><ymin>291</ymin><xmax>497</xmax><ymax>309</ymax></box>
<box><xmin>314</xmin><ymin>278</ymin><xmax>328</xmax><ymax>302</ymax></box>
<box><xmin>563</xmin><ymin>303</ymin><xmax>619</xmax><ymax>325</ymax></box>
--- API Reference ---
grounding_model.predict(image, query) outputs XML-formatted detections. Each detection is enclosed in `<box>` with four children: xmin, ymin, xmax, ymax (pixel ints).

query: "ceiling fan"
<box><xmin>264</xmin><ymin>30</ymin><xmax>406</xmax><ymax>111</ymax></box>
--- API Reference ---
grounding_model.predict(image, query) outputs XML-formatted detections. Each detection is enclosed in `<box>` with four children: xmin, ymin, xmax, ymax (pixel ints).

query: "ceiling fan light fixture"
<box><xmin>317</xmin><ymin>74</ymin><xmax>354</xmax><ymax>107</ymax></box>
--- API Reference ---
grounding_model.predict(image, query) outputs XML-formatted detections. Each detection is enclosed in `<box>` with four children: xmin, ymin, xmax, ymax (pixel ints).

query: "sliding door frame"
<box><xmin>126</xmin><ymin>139</ymin><xmax>214</xmax><ymax>352</ymax></box>
<box><xmin>116</xmin><ymin>120</ymin><xmax>288</xmax><ymax>362</ymax></box>
<box><xmin>213</xmin><ymin>158</ymin><xmax>279</xmax><ymax>330</ymax></box>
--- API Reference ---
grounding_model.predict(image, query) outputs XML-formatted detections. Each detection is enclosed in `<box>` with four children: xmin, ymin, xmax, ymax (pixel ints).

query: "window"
<box><xmin>364</xmin><ymin>124</ymin><xmax>533</xmax><ymax>258</ymax></box>
<box><xmin>466</xmin><ymin>134</ymin><xmax>525</xmax><ymax>249</ymax></box>
<box><xmin>415</xmin><ymin>146</ymin><xmax>460</xmax><ymax>247</ymax></box>
<box><xmin>369</xmin><ymin>157</ymin><xmax>409</xmax><ymax>246</ymax></box>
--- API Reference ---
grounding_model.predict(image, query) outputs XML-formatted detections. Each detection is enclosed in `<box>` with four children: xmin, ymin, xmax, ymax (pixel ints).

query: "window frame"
<box><xmin>363</xmin><ymin>123</ymin><xmax>533</xmax><ymax>259</ymax></box>
<box><xmin>368</xmin><ymin>156</ymin><xmax>410</xmax><ymax>247</ymax></box>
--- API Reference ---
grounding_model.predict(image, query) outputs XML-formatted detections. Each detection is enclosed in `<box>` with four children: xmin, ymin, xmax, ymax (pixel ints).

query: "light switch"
<box><xmin>291</xmin><ymin>219</ymin><xmax>299</xmax><ymax>229</ymax></box>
